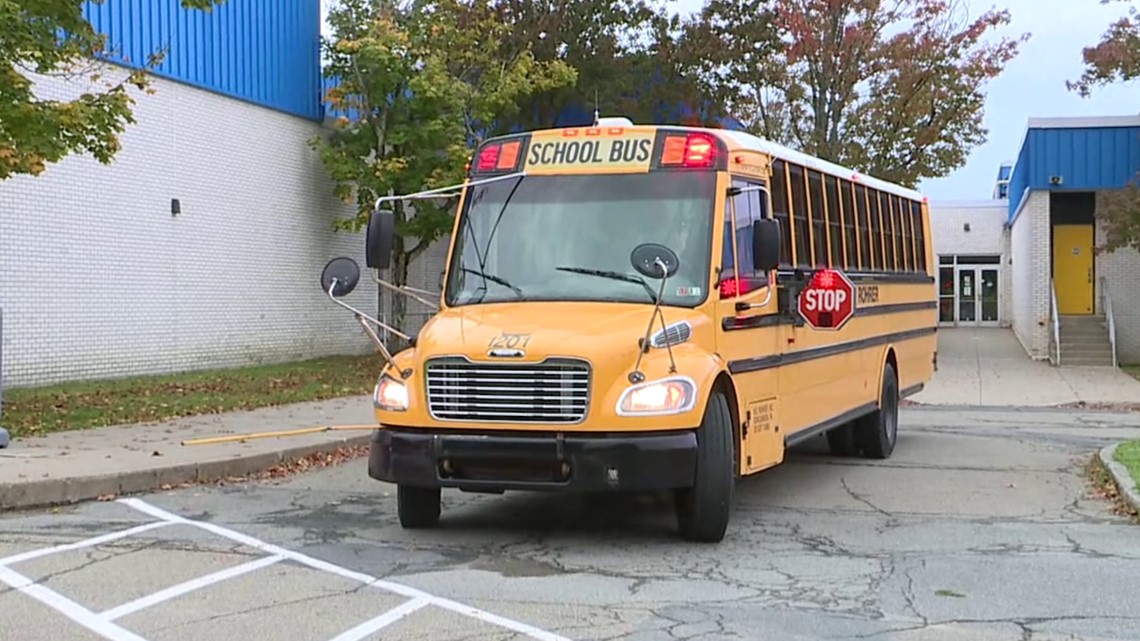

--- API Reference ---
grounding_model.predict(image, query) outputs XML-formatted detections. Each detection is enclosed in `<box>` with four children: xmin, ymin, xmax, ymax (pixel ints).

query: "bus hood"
<box><xmin>414</xmin><ymin>301</ymin><xmax>704</xmax><ymax>366</ymax></box>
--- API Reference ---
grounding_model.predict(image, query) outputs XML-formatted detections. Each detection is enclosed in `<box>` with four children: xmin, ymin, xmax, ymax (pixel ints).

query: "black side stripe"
<box><xmin>785</xmin><ymin>402</ymin><xmax>877</xmax><ymax>448</ymax></box>
<box><xmin>855</xmin><ymin>301</ymin><xmax>938</xmax><ymax>317</ymax></box>
<box><xmin>722</xmin><ymin>300</ymin><xmax>937</xmax><ymax>331</ymax></box>
<box><xmin>775</xmin><ymin>269</ymin><xmax>935</xmax><ymax>285</ymax></box>
<box><xmin>727</xmin><ymin>326</ymin><xmax>937</xmax><ymax>374</ymax></box>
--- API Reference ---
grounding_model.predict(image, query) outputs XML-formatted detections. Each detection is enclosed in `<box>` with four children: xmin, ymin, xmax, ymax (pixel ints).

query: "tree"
<box><xmin>486</xmin><ymin>0</ymin><xmax>707</xmax><ymax>129</ymax></box>
<box><xmin>1068</xmin><ymin>0</ymin><xmax>1140</xmax><ymax>254</ymax></box>
<box><xmin>0</xmin><ymin>0</ymin><xmax>223</xmax><ymax>180</ymax></box>
<box><xmin>1068</xmin><ymin>0</ymin><xmax>1140</xmax><ymax>97</ymax></box>
<box><xmin>675</xmin><ymin>0</ymin><xmax>1029</xmax><ymax>187</ymax></box>
<box><xmin>312</xmin><ymin>0</ymin><xmax>576</xmax><ymax>348</ymax></box>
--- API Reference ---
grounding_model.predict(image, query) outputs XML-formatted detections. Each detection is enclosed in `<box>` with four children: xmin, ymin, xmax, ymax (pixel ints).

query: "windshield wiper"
<box><xmin>461</xmin><ymin>267</ymin><xmax>524</xmax><ymax>298</ymax></box>
<box><xmin>554</xmin><ymin>266</ymin><xmax>657</xmax><ymax>301</ymax></box>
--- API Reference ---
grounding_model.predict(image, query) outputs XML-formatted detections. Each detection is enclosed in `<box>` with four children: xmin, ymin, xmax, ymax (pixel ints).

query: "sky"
<box><xmin>320</xmin><ymin>0</ymin><xmax>1138</xmax><ymax>201</ymax></box>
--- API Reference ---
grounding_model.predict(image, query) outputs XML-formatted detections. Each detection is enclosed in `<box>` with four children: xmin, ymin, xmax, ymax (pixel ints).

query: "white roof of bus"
<box><xmin>703</xmin><ymin>128</ymin><xmax>927</xmax><ymax>202</ymax></box>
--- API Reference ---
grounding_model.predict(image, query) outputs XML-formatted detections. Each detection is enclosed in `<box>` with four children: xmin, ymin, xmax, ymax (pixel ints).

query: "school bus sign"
<box><xmin>798</xmin><ymin>269</ymin><xmax>856</xmax><ymax>330</ymax></box>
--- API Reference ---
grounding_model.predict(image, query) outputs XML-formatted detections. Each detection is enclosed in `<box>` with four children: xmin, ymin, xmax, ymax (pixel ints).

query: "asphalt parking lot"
<box><xmin>3</xmin><ymin>405</ymin><xmax>1140</xmax><ymax>641</ymax></box>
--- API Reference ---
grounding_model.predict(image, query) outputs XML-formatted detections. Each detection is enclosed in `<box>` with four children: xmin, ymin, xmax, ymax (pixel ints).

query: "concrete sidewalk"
<box><xmin>0</xmin><ymin>395</ymin><xmax>377</xmax><ymax>511</ymax></box>
<box><xmin>910</xmin><ymin>327</ymin><xmax>1140</xmax><ymax>407</ymax></box>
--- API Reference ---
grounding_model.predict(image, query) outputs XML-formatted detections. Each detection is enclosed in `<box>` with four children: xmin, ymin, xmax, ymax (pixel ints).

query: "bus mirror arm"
<box><xmin>628</xmin><ymin>246</ymin><xmax>682</xmax><ymax>384</ymax></box>
<box><xmin>324</xmin><ymin>279</ymin><xmax>411</xmax><ymax>379</ymax></box>
<box><xmin>370</xmin><ymin>271</ymin><xmax>439</xmax><ymax>310</ymax></box>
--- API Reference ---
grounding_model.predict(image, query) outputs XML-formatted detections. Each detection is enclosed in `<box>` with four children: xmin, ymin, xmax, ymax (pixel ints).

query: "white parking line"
<box><xmin>0</xmin><ymin>520</ymin><xmax>174</xmax><ymax>567</ymax></box>
<box><xmin>0</xmin><ymin>564</ymin><xmax>150</xmax><ymax>641</ymax></box>
<box><xmin>117</xmin><ymin>497</ymin><xmax>573</xmax><ymax>641</ymax></box>
<box><xmin>326</xmin><ymin>597</ymin><xmax>430</xmax><ymax>641</ymax></box>
<box><xmin>97</xmin><ymin>554</ymin><xmax>285</xmax><ymax>621</ymax></box>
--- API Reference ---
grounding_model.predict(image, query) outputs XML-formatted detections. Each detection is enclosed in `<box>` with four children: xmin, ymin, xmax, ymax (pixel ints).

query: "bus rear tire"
<box><xmin>397</xmin><ymin>484</ymin><xmax>441</xmax><ymax>529</ymax></box>
<box><xmin>674</xmin><ymin>390</ymin><xmax>734</xmax><ymax>543</ymax></box>
<box><xmin>855</xmin><ymin>361</ymin><xmax>899</xmax><ymax>460</ymax></box>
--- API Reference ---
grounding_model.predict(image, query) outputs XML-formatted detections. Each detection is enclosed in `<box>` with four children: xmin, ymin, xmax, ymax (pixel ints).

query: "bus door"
<box><xmin>716</xmin><ymin>176</ymin><xmax>783</xmax><ymax>474</ymax></box>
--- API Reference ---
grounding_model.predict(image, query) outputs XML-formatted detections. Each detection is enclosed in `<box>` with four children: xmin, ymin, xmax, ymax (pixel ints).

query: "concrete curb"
<box><xmin>0</xmin><ymin>434</ymin><xmax>372</xmax><ymax>512</ymax></box>
<box><xmin>1098</xmin><ymin>442</ymin><xmax>1140</xmax><ymax>515</ymax></box>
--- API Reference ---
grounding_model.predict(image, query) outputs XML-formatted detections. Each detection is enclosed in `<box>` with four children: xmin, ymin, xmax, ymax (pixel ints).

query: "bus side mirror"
<box><xmin>751</xmin><ymin>219</ymin><xmax>781</xmax><ymax>273</ymax></box>
<box><xmin>366</xmin><ymin>208</ymin><xmax>396</xmax><ymax>270</ymax></box>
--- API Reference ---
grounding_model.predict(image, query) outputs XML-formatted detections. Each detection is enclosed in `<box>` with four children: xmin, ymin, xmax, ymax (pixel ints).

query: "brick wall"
<box><xmin>1009</xmin><ymin>191</ymin><xmax>1052</xmax><ymax>360</ymax></box>
<box><xmin>1094</xmin><ymin>218</ymin><xmax>1140</xmax><ymax>364</ymax></box>
<box><xmin>928</xmin><ymin>200</ymin><xmax>1012</xmax><ymax>326</ymax></box>
<box><xmin>0</xmin><ymin>65</ymin><xmax>444</xmax><ymax>388</ymax></box>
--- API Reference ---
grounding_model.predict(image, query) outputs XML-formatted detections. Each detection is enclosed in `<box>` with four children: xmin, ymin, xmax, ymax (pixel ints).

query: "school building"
<box><xmin>929</xmin><ymin>116</ymin><xmax>1140</xmax><ymax>367</ymax></box>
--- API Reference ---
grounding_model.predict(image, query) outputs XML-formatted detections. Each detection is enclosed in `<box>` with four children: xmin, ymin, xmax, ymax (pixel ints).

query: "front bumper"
<box><xmin>368</xmin><ymin>427</ymin><xmax>698</xmax><ymax>492</ymax></box>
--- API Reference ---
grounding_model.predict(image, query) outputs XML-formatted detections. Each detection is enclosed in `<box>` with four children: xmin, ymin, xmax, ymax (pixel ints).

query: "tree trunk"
<box><xmin>387</xmin><ymin>234</ymin><xmax>410</xmax><ymax>355</ymax></box>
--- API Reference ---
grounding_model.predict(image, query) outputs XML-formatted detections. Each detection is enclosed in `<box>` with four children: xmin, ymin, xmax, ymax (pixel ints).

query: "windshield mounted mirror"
<box><xmin>751</xmin><ymin>219</ymin><xmax>781</xmax><ymax>273</ymax></box>
<box><xmin>366</xmin><ymin>208</ymin><xmax>395</xmax><ymax>270</ymax></box>
<box><xmin>321</xmin><ymin>256</ymin><xmax>361</xmax><ymax>297</ymax></box>
<box><xmin>630</xmin><ymin>243</ymin><xmax>680</xmax><ymax>279</ymax></box>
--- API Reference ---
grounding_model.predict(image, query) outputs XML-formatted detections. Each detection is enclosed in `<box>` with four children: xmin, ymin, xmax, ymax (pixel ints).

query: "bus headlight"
<box><xmin>616</xmin><ymin>376</ymin><xmax>697</xmax><ymax>416</ymax></box>
<box><xmin>374</xmin><ymin>375</ymin><xmax>409</xmax><ymax>411</ymax></box>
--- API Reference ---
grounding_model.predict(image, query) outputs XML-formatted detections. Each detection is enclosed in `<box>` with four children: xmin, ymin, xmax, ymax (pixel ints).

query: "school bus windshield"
<box><xmin>444</xmin><ymin>171</ymin><xmax>717</xmax><ymax>307</ymax></box>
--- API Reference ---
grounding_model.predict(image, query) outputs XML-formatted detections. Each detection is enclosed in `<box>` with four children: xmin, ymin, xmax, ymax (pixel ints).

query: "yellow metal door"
<box><xmin>1052</xmin><ymin>224</ymin><xmax>1094</xmax><ymax>315</ymax></box>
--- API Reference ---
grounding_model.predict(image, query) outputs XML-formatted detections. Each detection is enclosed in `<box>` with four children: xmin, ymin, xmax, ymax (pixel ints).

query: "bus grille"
<box><xmin>424</xmin><ymin>357</ymin><xmax>591</xmax><ymax>423</ymax></box>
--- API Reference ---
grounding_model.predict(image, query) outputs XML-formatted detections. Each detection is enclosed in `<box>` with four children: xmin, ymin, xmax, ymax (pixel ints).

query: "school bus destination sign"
<box><xmin>524</xmin><ymin>128</ymin><xmax>657</xmax><ymax>173</ymax></box>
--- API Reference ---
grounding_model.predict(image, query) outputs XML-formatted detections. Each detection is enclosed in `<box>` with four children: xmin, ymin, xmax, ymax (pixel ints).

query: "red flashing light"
<box><xmin>661</xmin><ymin>133</ymin><xmax>718</xmax><ymax>168</ymax></box>
<box><xmin>475</xmin><ymin>140</ymin><xmax>522</xmax><ymax>172</ymax></box>
<box><xmin>477</xmin><ymin>145</ymin><xmax>500</xmax><ymax>171</ymax></box>
<box><xmin>718</xmin><ymin>276</ymin><xmax>758</xmax><ymax>298</ymax></box>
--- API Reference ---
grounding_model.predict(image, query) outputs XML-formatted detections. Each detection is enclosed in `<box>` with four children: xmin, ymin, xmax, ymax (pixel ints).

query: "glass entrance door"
<box><xmin>937</xmin><ymin>256</ymin><xmax>1001</xmax><ymax>327</ymax></box>
<box><xmin>979</xmin><ymin>268</ymin><xmax>999</xmax><ymax>324</ymax></box>
<box><xmin>957</xmin><ymin>269</ymin><xmax>977</xmax><ymax>323</ymax></box>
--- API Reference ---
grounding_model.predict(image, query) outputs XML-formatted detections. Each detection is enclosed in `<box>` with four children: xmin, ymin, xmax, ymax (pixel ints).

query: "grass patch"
<box><xmin>1124</xmin><ymin>364</ymin><xmax>1140</xmax><ymax>383</ymax></box>
<box><xmin>1085</xmin><ymin>452</ymin><xmax>1140</xmax><ymax>523</ymax></box>
<box><xmin>1</xmin><ymin>354</ymin><xmax>381</xmax><ymax>438</ymax></box>
<box><xmin>1115</xmin><ymin>439</ymin><xmax>1140</xmax><ymax>488</ymax></box>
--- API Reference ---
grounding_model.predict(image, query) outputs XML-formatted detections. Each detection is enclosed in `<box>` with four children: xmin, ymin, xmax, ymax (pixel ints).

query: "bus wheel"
<box><xmin>397</xmin><ymin>484</ymin><xmax>441</xmax><ymax>529</ymax></box>
<box><xmin>855</xmin><ymin>361</ymin><xmax>899</xmax><ymax>459</ymax></box>
<box><xmin>674</xmin><ymin>390</ymin><xmax>734</xmax><ymax>543</ymax></box>
<box><xmin>826</xmin><ymin>424</ymin><xmax>860</xmax><ymax>456</ymax></box>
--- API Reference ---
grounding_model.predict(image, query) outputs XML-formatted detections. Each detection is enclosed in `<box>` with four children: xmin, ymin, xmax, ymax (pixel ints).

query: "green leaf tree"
<box><xmin>676</xmin><ymin>0</ymin><xmax>1029</xmax><ymax>187</ymax></box>
<box><xmin>1068</xmin><ymin>0</ymin><xmax>1140</xmax><ymax>254</ymax></box>
<box><xmin>0</xmin><ymin>0</ymin><xmax>223</xmax><ymax>180</ymax></box>
<box><xmin>485</xmin><ymin>0</ymin><xmax>707</xmax><ymax>127</ymax></box>
<box><xmin>312</xmin><ymin>0</ymin><xmax>576</xmax><ymax>348</ymax></box>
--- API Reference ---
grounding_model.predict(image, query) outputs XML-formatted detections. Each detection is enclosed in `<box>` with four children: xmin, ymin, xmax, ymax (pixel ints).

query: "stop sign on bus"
<box><xmin>798</xmin><ymin>269</ymin><xmax>856</xmax><ymax>330</ymax></box>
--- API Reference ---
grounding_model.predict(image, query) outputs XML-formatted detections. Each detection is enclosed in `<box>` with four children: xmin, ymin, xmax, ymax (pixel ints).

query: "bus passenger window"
<box><xmin>855</xmin><ymin>184</ymin><xmax>873</xmax><ymax>270</ymax></box>
<box><xmin>807</xmin><ymin>170</ymin><xmax>828</xmax><ymax>267</ymax></box>
<box><xmin>788</xmin><ymin>164</ymin><xmax>810</xmax><ymax>268</ymax></box>
<box><xmin>911</xmin><ymin>201</ymin><xmax>927</xmax><ymax>271</ymax></box>
<box><xmin>840</xmin><ymin>179</ymin><xmax>858</xmax><ymax>270</ymax></box>
<box><xmin>825</xmin><ymin>174</ymin><xmax>843</xmax><ymax>268</ymax></box>
<box><xmin>877</xmin><ymin>191</ymin><xmax>893</xmax><ymax>271</ymax></box>
<box><xmin>771</xmin><ymin>160</ymin><xmax>792</xmax><ymax>268</ymax></box>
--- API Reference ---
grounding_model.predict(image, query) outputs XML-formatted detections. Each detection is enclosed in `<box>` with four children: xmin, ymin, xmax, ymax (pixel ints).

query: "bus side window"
<box><xmin>719</xmin><ymin>179</ymin><xmax>768</xmax><ymax>298</ymax></box>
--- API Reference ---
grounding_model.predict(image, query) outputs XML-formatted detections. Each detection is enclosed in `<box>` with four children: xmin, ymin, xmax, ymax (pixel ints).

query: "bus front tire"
<box><xmin>674</xmin><ymin>390</ymin><xmax>734</xmax><ymax>543</ymax></box>
<box><xmin>397</xmin><ymin>484</ymin><xmax>441</xmax><ymax>529</ymax></box>
<box><xmin>854</xmin><ymin>361</ymin><xmax>899</xmax><ymax>460</ymax></box>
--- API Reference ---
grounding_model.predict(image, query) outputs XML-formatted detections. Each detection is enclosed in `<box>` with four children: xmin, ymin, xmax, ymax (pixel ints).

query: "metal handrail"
<box><xmin>1101</xmin><ymin>276</ymin><xmax>1118</xmax><ymax>368</ymax></box>
<box><xmin>1050</xmin><ymin>278</ymin><xmax>1061</xmax><ymax>366</ymax></box>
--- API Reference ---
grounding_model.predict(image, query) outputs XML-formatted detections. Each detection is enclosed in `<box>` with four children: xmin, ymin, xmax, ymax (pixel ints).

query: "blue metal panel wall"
<box><xmin>1007</xmin><ymin>139</ymin><xmax>1031</xmax><ymax>220</ymax></box>
<box><xmin>83</xmin><ymin>0</ymin><xmax>322</xmax><ymax>121</ymax></box>
<box><xmin>1007</xmin><ymin>126</ymin><xmax>1140</xmax><ymax>220</ymax></box>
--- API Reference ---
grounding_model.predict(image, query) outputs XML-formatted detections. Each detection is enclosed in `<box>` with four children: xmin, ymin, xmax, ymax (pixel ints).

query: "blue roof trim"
<box><xmin>1006</xmin><ymin>121</ymin><xmax>1140</xmax><ymax>220</ymax></box>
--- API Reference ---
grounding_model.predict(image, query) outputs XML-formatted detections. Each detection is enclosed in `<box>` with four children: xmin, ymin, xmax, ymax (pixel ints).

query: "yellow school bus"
<box><xmin>319</xmin><ymin>117</ymin><xmax>937</xmax><ymax>543</ymax></box>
